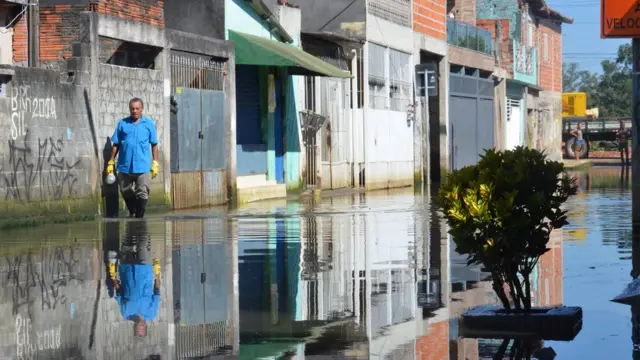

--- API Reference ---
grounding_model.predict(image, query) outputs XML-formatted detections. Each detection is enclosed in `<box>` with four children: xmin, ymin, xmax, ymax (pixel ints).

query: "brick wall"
<box><xmin>537</xmin><ymin>19</ymin><xmax>562</xmax><ymax>93</ymax></box>
<box><xmin>416</xmin><ymin>321</ymin><xmax>449</xmax><ymax>360</ymax></box>
<box><xmin>413</xmin><ymin>0</ymin><xmax>446</xmax><ymax>41</ymax></box>
<box><xmin>446</xmin><ymin>0</ymin><xmax>476</xmax><ymax>25</ymax></box>
<box><xmin>11</xmin><ymin>7</ymin><xmax>27</xmax><ymax>65</ymax></box>
<box><xmin>39</xmin><ymin>5</ymin><xmax>90</xmax><ymax>68</ymax></box>
<box><xmin>477</xmin><ymin>18</ymin><xmax>512</xmax><ymax>76</ymax></box>
<box><xmin>95</xmin><ymin>0</ymin><xmax>164</xmax><ymax>28</ymax></box>
<box><xmin>13</xmin><ymin>1</ymin><xmax>163</xmax><ymax>68</ymax></box>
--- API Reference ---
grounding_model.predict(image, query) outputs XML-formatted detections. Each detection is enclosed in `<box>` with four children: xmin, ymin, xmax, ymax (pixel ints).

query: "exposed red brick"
<box><xmin>416</xmin><ymin>321</ymin><xmax>449</xmax><ymax>360</ymax></box>
<box><xmin>414</xmin><ymin>0</ymin><xmax>447</xmax><ymax>41</ymax></box>
<box><xmin>476</xmin><ymin>18</ymin><xmax>513</xmax><ymax>77</ymax></box>
<box><xmin>537</xmin><ymin>19</ymin><xmax>562</xmax><ymax>93</ymax></box>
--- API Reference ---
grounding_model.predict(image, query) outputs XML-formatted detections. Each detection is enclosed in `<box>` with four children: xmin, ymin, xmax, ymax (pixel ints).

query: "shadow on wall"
<box><xmin>85</xmin><ymin>89</ymin><xmax>119</xmax><ymax>218</ymax></box>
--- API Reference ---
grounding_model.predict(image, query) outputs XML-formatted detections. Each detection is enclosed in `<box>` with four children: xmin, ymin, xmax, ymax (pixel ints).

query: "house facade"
<box><xmin>476</xmin><ymin>0</ymin><xmax>571</xmax><ymax>161</ymax></box>
<box><xmin>293</xmin><ymin>0</ymin><xmax>416</xmax><ymax>191</ymax></box>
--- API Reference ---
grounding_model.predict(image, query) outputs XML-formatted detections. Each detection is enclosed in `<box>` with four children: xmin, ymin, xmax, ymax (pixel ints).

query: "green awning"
<box><xmin>229</xmin><ymin>30</ymin><xmax>352</xmax><ymax>79</ymax></box>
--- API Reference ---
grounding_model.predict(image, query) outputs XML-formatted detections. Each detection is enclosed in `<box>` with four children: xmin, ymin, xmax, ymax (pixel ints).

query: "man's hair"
<box><xmin>129</xmin><ymin>97</ymin><xmax>144</xmax><ymax>109</ymax></box>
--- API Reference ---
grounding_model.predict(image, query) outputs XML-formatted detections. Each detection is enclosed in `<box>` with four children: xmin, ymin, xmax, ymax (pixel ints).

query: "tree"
<box><xmin>438</xmin><ymin>147</ymin><xmax>577</xmax><ymax>312</ymax></box>
<box><xmin>561</xmin><ymin>43</ymin><xmax>632</xmax><ymax>117</ymax></box>
<box><xmin>594</xmin><ymin>43</ymin><xmax>632</xmax><ymax>117</ymax></box>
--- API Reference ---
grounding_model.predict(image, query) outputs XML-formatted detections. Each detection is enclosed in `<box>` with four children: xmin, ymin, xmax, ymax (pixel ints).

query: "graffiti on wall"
<box><xmin>1</xmin><ymin>132</ymin><xmax>81</xmax><ymax>202</ymax></box>
<box><xmin>15</xmin><ymin>314</ymin><xmax>62</xmax><ymax>360</ymax></box>
<box><xmin>11</xmin><ymin>85</ymin><xmax>57</xmax><ymax>141</ymax></box>
<box><xmin>4</xmin><ymin>247</ymin><xmax>81</xmax><ymax>316</ymax></box>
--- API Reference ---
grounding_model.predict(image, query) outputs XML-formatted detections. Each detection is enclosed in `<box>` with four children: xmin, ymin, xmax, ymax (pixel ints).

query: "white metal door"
<box><xmin>505</xmin><ymin>98</ymin><xmax>522</xmax><ymax>150</ymax></box>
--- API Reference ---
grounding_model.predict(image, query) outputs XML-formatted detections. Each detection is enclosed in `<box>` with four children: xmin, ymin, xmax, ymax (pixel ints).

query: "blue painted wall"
<box><xmin>225</xmin><ymin>0</ymin><xmax>282</xmax><ymax>40</ymax></box>
<box><xmin>477</xmin><ymin>0</ymin><xmax>521</xmax><ymax>40</ymax></box>
<box><xmin>285</xmin><ymin>76</ymin><xmax>301</xmax><ymax>191</ymax></box>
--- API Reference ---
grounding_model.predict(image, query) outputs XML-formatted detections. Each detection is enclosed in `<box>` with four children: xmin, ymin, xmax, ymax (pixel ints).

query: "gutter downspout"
<box><xmin>351</xmin><ymin>49</ymin><xmax>358</xmax><ymax>187</ymax></box>
<box><xmin>524</xmin><ymin>85</ymin><xmax>529</xmax><ymax>147</ymax></box>
<box><xmin>246</xmin><ymin>0</ymin><xmax>294</xmax><ymax>43</ymax></box>
<box><xmin>362</xmin><ymin>0</ymin><xmax>369</xmax><ymax>190</ymax></box>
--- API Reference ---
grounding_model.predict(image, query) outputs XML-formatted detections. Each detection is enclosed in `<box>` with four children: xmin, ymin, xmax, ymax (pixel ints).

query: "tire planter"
<box><xmin>460</xmin><ymin>305</ymin><xmax>583</xmax><ymax>341</ymax></box>
<box><xmin>565</xmin><ymin>137</ymin><xmax>589</xmax><ymax>159</ymax></box>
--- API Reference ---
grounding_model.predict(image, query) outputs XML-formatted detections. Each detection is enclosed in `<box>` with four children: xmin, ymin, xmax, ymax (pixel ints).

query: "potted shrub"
<box><xmin>438</xmin><ymin>147</ymin><xmax>582</xmax><ymax>340</ymax></box>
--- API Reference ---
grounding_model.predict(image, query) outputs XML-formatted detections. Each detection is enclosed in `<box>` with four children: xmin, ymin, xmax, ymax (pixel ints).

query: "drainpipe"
<box><xmin>351</xmin><ymin>49</ymin><xmax>358</xmax><ymax>187</ymax></box>
<box><xmin>524</xmin><ymin>85</ymin><xmax>528</xmax><ymax>147</ymax></box>
<box><xmin>28</xmin><ymin>0</ymin><xmax>39</xmax><ymax>67</ymax></box>
<box><xmin>362</xmin><ymin>42</ymin><xmax>369</xmax><ymax>189</ymax></box>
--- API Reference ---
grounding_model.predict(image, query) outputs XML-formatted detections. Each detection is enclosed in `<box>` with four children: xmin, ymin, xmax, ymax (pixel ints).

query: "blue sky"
<box><xmin>547</xmin><ymin>0</ymin><xmax>629</xmax><ymax>74</ymax></box>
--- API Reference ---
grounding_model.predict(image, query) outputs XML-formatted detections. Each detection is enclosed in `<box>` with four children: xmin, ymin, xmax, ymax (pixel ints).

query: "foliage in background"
<box><xmin>438</xmin><ymin>147</ymin><xmax>578</xmax><ymax>312</ymax></box>
<box><xmin>563</xmin><ymin>43</ymin><xmax>632</xmax><ymax>117</ymax></box>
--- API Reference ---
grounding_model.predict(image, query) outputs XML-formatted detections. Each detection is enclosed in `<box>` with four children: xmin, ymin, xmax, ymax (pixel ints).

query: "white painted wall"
<box><xmin>366</xmin><ymin>109</ymin><xmax>414</xmax><ymax>189</ymax></box>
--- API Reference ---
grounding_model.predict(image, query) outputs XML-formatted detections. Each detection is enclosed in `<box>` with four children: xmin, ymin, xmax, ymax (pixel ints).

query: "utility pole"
<box><xmin>27</xmin><ymin>0</ymin><xmax>39</xmax><ymax>67</ymax></box>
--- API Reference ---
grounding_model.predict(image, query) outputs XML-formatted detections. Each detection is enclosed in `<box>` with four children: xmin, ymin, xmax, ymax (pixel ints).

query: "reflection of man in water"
<box><xmin>107</xmin><ymin>221</ymin><xmax>161</xmax><ymax>337</ymax></box>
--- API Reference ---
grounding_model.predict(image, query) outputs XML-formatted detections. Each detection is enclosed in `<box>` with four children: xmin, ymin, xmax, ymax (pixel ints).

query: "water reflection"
<box><xmin>3</xmin><ymin>167</ymin><xmax>640</xmax><ymax>358</ymax></box>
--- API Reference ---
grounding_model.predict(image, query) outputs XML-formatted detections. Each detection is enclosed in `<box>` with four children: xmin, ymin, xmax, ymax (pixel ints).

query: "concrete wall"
<box><xmin>164</xmin><ymin>0</ymin><xmax>225</xmax><ymax>40</ymax></box>
<box><xmin>448</xmin><ymin>46</ymin><xmax>494</xmax><ymax>72</ymax></box>
<box><xmin>225</xmin><ymin>0</ymin><xmax>284</xmax><ymax>41</ymax></box>
<box><xmin>294</xmin><ymin>0</ymin><xmax>366</xmax><ymax>39</ymax></box>
<box><xmin>0</xmin><ymin>67</ymin><xmax>99</xmax><ymax>226</ymax></box>
<box><xmin>0</xmin><ymin>220</ymin><xmax>174</xmax><ymax>360</ymax></box>
<box><xmin>529</xmin><ymin>90</ymin><xmax>562</xmax><ymax>161</ymax></box>
<box><xmin>97</xmin><ymin>64</ymin><xmax>166</xmax><ymax>203</ymax></box>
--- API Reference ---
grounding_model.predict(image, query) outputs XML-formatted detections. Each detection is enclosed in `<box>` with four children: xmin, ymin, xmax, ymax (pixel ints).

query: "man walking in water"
<box><xmin>105</xmin><ymin>98</ymin><xmax>160</xmax><ymax>218</ymax></box>
<box><xmin>617</xmin><ymin>119</ymin><xmax>631</xmax><ymax>165</ymax></box>
<box><xmin>570</xmin><ymin>122</ymin><xmax>585</xmax><ymax>160</ymax></box>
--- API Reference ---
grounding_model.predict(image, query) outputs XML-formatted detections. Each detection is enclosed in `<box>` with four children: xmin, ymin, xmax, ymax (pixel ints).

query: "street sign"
<box><xmin>601</xmin><ymin>0</ymin><xmax>640</xmax><ymax>38</ymax></box>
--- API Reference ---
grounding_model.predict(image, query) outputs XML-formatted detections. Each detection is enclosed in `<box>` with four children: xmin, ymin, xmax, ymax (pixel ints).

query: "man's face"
<box><xmin>130</xmin><ymin>101</ymin><xmax>143</xmax><ymax>120</ymax></box>
<box><xmin>620</xmin><ymin>121</ymin><xmax>625</xmax><ymax>129</ymax></box>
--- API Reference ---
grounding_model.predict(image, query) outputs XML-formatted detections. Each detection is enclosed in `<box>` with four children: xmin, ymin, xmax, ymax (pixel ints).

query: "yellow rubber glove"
<box><xmin>151</xmin><ymin>160</ymin><xmax>159</xmax><ymax>179</ymax></box>
<box><xmin>108</xmin><ymin>262</ymin><xmax>117</xmax><ymax>281</ymax></box>
<box><xmin>106</xmin><ymin>160</ymin><xmax>115</xmax><ymax>175</ymax></box>
<box><xmin>153</xmin><ymin>258</ymin><xmax>160</xmax><ymax>276</ymax></box>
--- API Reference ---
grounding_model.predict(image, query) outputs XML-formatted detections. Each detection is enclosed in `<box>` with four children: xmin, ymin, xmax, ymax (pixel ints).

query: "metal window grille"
<box><xmin>389</xmin><ymin>49</ymin><xmax>411</xmax><ymax>112</ymax></box>
<box><xmin>171</xmin><ymin>53</ymin><xmax>226</xmax><ymax>91</ymax></box>
<box><xmin>368</xmin><ymin>43</ymin><xmax>386</xmax><ymax>110</ymax></box>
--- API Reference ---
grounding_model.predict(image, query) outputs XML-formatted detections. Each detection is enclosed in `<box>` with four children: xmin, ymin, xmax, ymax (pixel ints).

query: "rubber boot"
<box><xmin>124</xmin><ymin>197</ymin><xmax>137</xmax><ymax>217</ymax></box>
<box><xmin>135</xmin><ymin>198</ymin><xmax>148</xmax><ymax>219</ymax></box>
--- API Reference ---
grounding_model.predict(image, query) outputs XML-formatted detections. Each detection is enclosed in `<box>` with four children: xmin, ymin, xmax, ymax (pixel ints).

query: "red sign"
<box><xmin>601</xmin><ymin>0</ymin><xmax>640</xmax><ymax>38</ymax></box>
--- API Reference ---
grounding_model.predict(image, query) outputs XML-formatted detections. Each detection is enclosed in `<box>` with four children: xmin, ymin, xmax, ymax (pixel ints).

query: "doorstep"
<box><xmin>237</xmin><ymin>184</ymin><xmax>287</xmax><ymax>204</ymax></box>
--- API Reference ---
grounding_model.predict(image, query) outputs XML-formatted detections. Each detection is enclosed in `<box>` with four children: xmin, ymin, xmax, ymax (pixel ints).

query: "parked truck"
<box><xmin>562</xmin><ymin>92</ymin><xmax>631</xmax><ymax>158</ymax></box>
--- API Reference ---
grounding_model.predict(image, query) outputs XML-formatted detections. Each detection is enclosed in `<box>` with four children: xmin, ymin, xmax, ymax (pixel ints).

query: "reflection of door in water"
<box><xmin>275</xmin><ymin>78</ymin><xmax>284</xmax><ymax>184</ymax></box>
<box><xmin>506</xmin><ymin>98</ymin><xmax>522</xmax><ymax>150</ymax></box>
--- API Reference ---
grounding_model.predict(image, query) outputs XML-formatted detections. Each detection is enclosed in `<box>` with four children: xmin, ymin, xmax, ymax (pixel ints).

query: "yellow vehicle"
<box><xmin>562</xmin><ymin>92</ymin><xmax>587</xmax><ymax>117</ymax></box>
<box><xmin>562</xmin><ymin>92</ymin><xmax>631</xmax><ymax>159</ymax></box>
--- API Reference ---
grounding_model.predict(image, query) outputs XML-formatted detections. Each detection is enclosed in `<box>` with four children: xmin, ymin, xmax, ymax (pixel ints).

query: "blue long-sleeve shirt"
<box><xmin>116</xmin><ymin>264</ymin><xmax>160</xmax><ymax>322</ymax></box>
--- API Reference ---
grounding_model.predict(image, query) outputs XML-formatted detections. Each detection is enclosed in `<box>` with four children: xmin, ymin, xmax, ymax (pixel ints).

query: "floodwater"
<box><xmin>0</xmin><ymin>166</ymin><xmax>635</xmax><ymax>359</ymax></box>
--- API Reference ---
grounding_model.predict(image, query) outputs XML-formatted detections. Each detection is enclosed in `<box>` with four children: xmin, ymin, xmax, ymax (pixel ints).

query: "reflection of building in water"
<box><xmin>0</xmin><ymin>220</ymin><xmax>175</xmax><ymax>359</ymax></box>
<box><xmin>447</xmin><ymin>228</ymin><xmax>564</xmax><ymax>359</ymax></box>
<box><xmin>171</xmin><ymin>218</ymin><xmax>238</xmax><ymax>359</ymax></box>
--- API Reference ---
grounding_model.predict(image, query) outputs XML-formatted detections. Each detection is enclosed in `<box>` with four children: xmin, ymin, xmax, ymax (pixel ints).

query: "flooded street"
<box><xmin>0</xmin><ymin>166</ymin><xmax>635</xmax><ymax>359</ymax></box>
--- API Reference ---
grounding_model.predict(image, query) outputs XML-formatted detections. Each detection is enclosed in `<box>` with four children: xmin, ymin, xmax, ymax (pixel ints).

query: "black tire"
<box><xmin>565</xmin><ymin>137</ymin><xmax>589</xmax><ymax>159</ymax></box>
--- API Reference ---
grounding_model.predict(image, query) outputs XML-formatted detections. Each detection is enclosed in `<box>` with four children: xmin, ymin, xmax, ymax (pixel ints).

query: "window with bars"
<box><xmin>368</xmin><ymin>43</ymin><xmax>386</xmax><ymax>110</ymax></box>
<box><xmin>389</xmin><ymin>49</ymin><xmax>411</xmax><ymax>112</ymax></box>
<box><xmin>543</xmin><ymin>33</ymin><xmax>549</xmax><ymax>61</ymax></box>
<box><xmin>368</xmin><ymin>43</ymin><xmax>412</xmax><ymax>112</ymax></box>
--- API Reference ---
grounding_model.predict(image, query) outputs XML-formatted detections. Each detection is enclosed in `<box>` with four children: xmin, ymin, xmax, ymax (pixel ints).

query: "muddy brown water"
<box><xmin>0</xmin><ymin>168</ymin><xmax>634</xmax><ymax>359</ymax></box>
